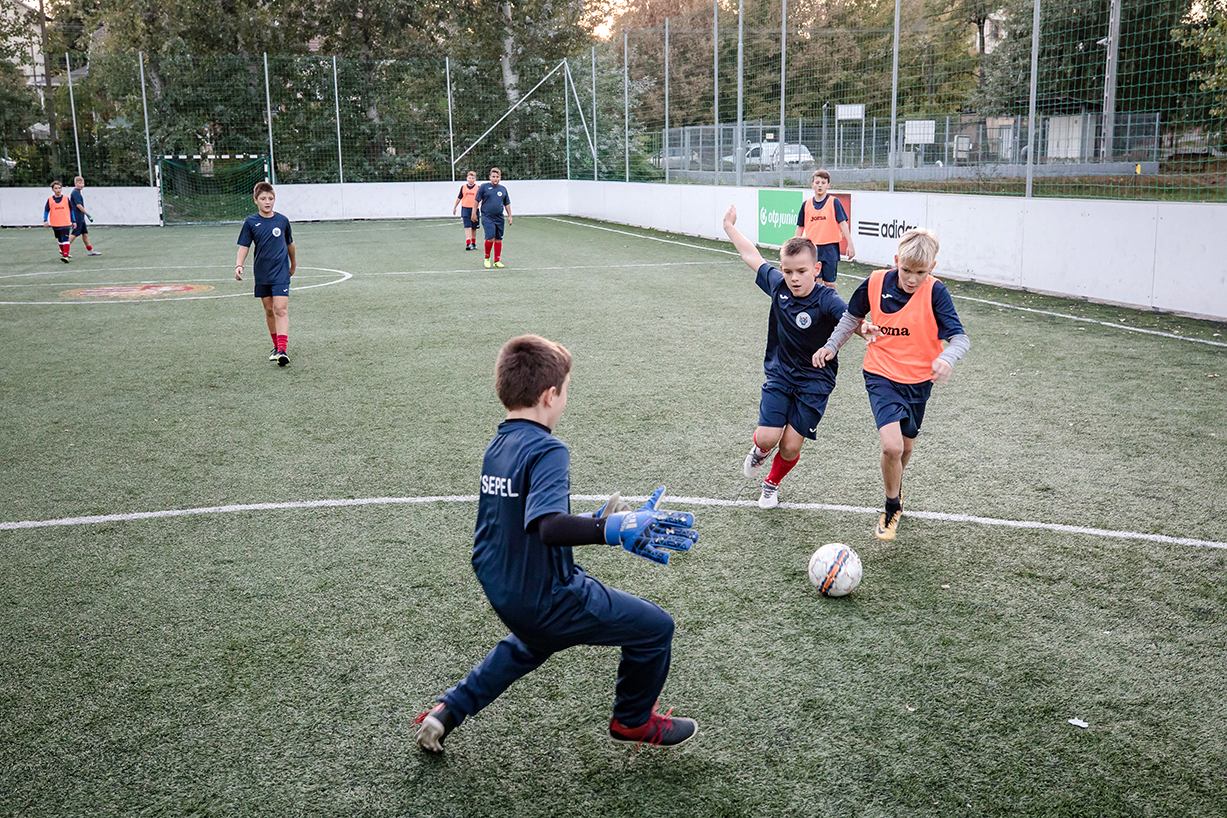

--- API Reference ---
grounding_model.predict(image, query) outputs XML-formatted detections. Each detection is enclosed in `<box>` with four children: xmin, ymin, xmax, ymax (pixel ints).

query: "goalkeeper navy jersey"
<box><xmin>757</xmin><ymin>262</ymin><xmax>846</xmax><ymax>388</ymax></box>
<box><xmin>472</xmin><ymin>419</ymin><xmax>581</xmax><ymax>625</ymax></box>
<box><xmin>237</xmin><ymin>212</ymin><xmax>293</xmax><ymax>284</ymax></box>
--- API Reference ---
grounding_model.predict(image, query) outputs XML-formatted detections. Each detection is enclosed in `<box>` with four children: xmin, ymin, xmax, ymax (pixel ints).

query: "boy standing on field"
<box><xmin>474</xmin><ymin>167</ymin><xmax>512</xmax><ymax>268</ymax></box>
<box><xmin>415</xmin><ymin>334</ymin><xmax>700</xmax><ymax>753</ymax></box>
<box><xmin>68</xmin><ymin>176</ymin><xmax>101</xmax><ymax>256</ymax></box>
<box><xmin>43</xmin><ymin>180</ymin><xmax>73</xmax><ymax>263</ymax></box>
<box><xmin>453</xmin><ymin>170</ymin><xmax>480</xmax><ymax>251</ymax></box>
<box><xmin>794</xmin><ymin>169</ymin><xmax>854</xmax><ymax>289</ymax></box>
<box><xmin>813</xmin><ymin>228</ymin><xmax>970</xmax><ymax>540</ymax></box>
<box><xmin>724</xmin><ymin>205</ymin><xmax>855</xmax><ymax>510</ymax></box>
<box><xmin>235</xmin><ymin>182</ymin><xmax>296</xmax><ymax>367</ymax></box>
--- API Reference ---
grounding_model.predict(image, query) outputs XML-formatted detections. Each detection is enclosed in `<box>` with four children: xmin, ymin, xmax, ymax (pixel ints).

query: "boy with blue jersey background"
<box><xmin>724</xmin><ymin>205</ymin><xmax>855</xmax><ymax>509</ymax></box>
<box><xmin>794</xmin><ymin>169</ymin><xmax>854</xmax><ymax>288</ymax></box>
<box><xmin>235</xmin><ymin>182</ymin><xmax>296</xmax><ymax>366</ymax></box>
<box><xmin>415</xmin><ymin>335</ymin><xmax>700</xmax><ymax>752</ymax></box>
<box><xmin>68</xmin><ymin>177</ymin><xmax>101</xmax><ymax>256</ymax></box>
<box><xmin>475</xmin><ymin>167</ymin><xmax>512</xmax><ymax>268</ymax></box>
<box><xmin>814</xmin><ymin>227</ymin><xmax>970</xmax><ymax>540</ymax></box>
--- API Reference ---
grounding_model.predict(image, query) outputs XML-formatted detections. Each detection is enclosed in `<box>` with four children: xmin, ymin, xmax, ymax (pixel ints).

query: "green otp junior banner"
<box><xmin>757</xmin><ymin>189</ymin><xmax>804</xmax><ymax>247</ymax></box>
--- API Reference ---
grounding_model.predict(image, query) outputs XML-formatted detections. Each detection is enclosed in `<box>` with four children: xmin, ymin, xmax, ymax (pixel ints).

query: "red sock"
<box><xmin>275</xmin><ymin>334</ymin><xmax>287</xmax><ymax>352</ymax></box>
<box><xmin>484</xmin><ymin>240</ymin><xmax>493</xmax><ymax>258</ymax></box>
<box><xmin>85</xmin><ymin>243</ymin><xmax>92</xmax><ymax>250</ymax></box>
<box><xmin>765</xmin><ymin>452</ymin><xmax>799</xmax><ymax>487</ymax></box>
<box><xmin>494</xmin><ymin>241</ymin><xmax>502</xmax><ymax>261</ymax></box>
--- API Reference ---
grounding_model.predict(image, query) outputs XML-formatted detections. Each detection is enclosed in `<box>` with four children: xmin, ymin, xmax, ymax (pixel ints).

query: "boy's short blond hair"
<box><xmin>74</xmin><ymin>176</ymin><xmax>84</xmax><ymax>184</ymax></box>
<box><xmin>897</xmin><ymin>228</ymin><xmax>939</xmax><ymax>269</ymax></box>
<box><xmin>812</xmin><ymin>169</ymin><xmax>830</xmax><ymax>183</ymax></box>
<box><xmin>496</xmin><ymin>335</ymin><xmax>573</xmax><ymax>411</ymax></box>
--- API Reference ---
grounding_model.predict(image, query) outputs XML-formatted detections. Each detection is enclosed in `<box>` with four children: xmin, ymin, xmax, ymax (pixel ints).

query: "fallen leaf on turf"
<box><xmin>1068</xmin><ymin>718</ymin><xmax>1089</xmax><ymax>728</ymax></box>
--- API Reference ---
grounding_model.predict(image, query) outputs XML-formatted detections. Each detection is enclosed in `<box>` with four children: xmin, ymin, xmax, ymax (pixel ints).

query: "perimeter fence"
<box><xmin>4</xmin><ymin>0</ymin><xmax>1223</xmax><ymax>202</ymax></box>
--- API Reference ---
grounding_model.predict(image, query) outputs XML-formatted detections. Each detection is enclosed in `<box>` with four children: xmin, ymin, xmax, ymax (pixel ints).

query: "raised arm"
<box><xmin>722</xmin><ymin>205</ymin><xmax>766</xmax><ymax>272</ymax></box>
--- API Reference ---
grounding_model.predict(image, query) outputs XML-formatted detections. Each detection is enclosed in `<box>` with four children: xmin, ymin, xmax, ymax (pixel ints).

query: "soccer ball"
<box><xmin>807</xmin><ymin>543</ymin><xmax>863</xmax><ymax>597</ymax></box>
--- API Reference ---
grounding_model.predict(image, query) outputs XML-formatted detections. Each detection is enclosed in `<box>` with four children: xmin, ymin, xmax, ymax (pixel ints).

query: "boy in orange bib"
<box><xmin>813</xmin><ymin>228</ymin><xmax>970</xmax><ymax>540</ymax></box>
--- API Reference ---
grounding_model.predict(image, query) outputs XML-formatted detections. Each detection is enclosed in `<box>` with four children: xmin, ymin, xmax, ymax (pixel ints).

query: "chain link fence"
<box><xmin>4</xmin><ymin>0</ymin><xmax>1222</xmax><ymax>202</ymax></box>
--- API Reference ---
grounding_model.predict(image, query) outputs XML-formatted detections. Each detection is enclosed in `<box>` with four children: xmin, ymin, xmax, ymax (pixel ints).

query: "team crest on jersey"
<box><xmin>59</xmin><ymin>284</ymin><xmax>216</xmax><ymax>299</ymax></box>
<box><xmin>272</xmin><ymin>227</ymin><xmax>282</xmax><ymax>237</ymax></box>
<box><xmin>796</xmin><ymin>312</ymin><xmax>812</xmax><ymax>329</ymax></box>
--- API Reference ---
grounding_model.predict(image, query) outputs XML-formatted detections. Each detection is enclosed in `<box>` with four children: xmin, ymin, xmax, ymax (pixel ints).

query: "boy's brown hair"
<box><xmin>811</xmin><ymin>169</ymin><xmax>831</xmax><ymax>183</ymax></box>
<box><xmin>253</xmin><ymin>181</ymin><xmax>275</xmax><ymax>199</ymax></box>
<box><xmin>50</xmin><ymin>179</ymin><xmax>63</xmax><ymax>189</ymax></box>
<box><xmin>496</xmin><ymin>335</ymin><xmax>573</xmax><ymax>410</ymax></box>
<box><xmin>781</xmin><ymin>236</ymin><xmax>818</xmax><ymax>262</ymax></box>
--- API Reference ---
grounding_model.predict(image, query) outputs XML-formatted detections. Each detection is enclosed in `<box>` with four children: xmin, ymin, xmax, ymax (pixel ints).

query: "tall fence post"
<box><xmin>1101</xmin><ymin>0</ymin><xmax>1121</xmax><ymax>161</ymax></box>
<box><xmin>888</xmin><ymin>0</ymin><xmax>901</xmax><ymax>192</ymax></box>
<box><xmin>592</xmin><ymin>46</ymin><xmax>598</xmax><ymax>182</ymax></box>
<box><xmin>713</xmin><ymin>0</ymin><xmax>720</xmax><ymax>185</ymax></box>
<box><xmin>779</xmin><ymin>0</ymin><xmax>786</xmax><ymax>189</ymax></box>
<box><xmin>665</xmin><ymin>17</ymin><xmax>670</xmax><ymax>185</ymax></box>
<box><xmin>64</xmin><ymin>52</ymin><xmax>82</xmax><ymax>178</ymax></box>
<box><xmin>565</xmin><ymin>60</ymin><xmax>571</xmax><ymax>180</ymax></box>
<box><xmin>624</xmin><ymin>32</ymin><xmax>629</xmax><ymax>183</ymax></box>
<box><xmin>1025</xmin><ymin>0</ymin><xmax>1041</xmax><ymax>197</ymax></box>
<box><xmin>263</xmin><ymin>53</ymin><xmax>276</xmax><ymax>184</ymax></box>
<box><xmin>736</xmin><ymin>0</ymin><xmax>744</xmax><ymax>187</ymax></box>
<box><xmin>332</xmin><ymin>55</ymin><xmax>344</xmax><ymax>185</ymax></box>
<box><xmin>139</xmin><ymin>51</ymin><xmax>154</xmax><ymax>186</ymax></box>
<box><xmin>445</xmin><ymin>56</ymin><xmax>456</xmax><ymax>182</ymax></box>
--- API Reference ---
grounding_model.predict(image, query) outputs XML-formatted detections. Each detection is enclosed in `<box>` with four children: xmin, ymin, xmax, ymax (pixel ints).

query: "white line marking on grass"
<box><xmin>552</xmin><ymin>218</ymin><xmax>1226</xmax><ymax>346</ymax></box>
<box><xmin>4</xmin><ymin>494</ymin><xmax>1223</xmax><ymax>550</ymax></box>
<box><xmin>0</xmin><ymin>275</ymin><xmax>335</xmax><ymax>289</ymax></box>
<box><xmin>0</xmin><ymin>266</ymin><xmax>352</xmax><ymax>305</ymax></box>
<box><xmin>373</xmin><ymin>261</ymin><xmax>716</xmax><ymax>277</ymax></box>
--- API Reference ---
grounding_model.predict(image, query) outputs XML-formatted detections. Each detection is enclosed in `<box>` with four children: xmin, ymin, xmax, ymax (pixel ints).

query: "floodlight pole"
<box><xmin>565</xmin><ymin>60</ymin><xmax>571</xmax><ymax>180</ymax></box>
<box><xmin>139</xmin><ymin>51</ymin><xmax>153</xmax><ymax>186</ymax></box>
<box><xmin>665</xmin><ymin>17</ymin><xmax>670</xmax><ymax>185</ymax></box>
<box><xmin>332</xmin><ymin>55</ymin><xmax>344</xmax><ymax>185</ymax></box>
<box><xmin>445</xmin><ymin>56</ymin><xmax>456</xmax><ymax>182</ymax></box>
<box><xmin>888</xmin><ymin>0</ymin><xmax>901</xmax><ymax>192</ymax></box>
<box><xmin>736</xmin><ymin>0</ymin><xmax>744</xmax><ymax>187</ymax></box>
<box><xmin>592</xmin><ymin>46</ymin><xmax>598</xmax><ymax>182</ymax></box>
<box><xmin>1101</xmin><ymin>0</ymin><xmax>1121</xmax><ymax>161</ymax></box>
<box><xmin>624</xmin><ymin>31</ymin><xmax>629</xmax><ymax>183</ymax></box>
<box><xmin>1025</xmin><ymin>0</ymin><xmax>1041</xmax><ymax>198</ymax></box>
<box><xmin>713</xmin><ymin>0</ymin><xmax>720</xmax><ymax>185</ymax></box>
<box><xmin>263</xmin><ymin>53</ymin><xmax>276</xmax><ymax>184</ymax></box>
<box><xmin>779</xmin><ymin>0</ymin><xmax>786</xmax><ymax>189</ymax></box>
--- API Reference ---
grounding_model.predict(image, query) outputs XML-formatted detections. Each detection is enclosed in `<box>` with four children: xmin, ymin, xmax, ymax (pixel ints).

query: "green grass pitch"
<box><xmin>1</xmin><ymin>215</ymin><xmax>1225</xmax><ymax>817</ymax></box>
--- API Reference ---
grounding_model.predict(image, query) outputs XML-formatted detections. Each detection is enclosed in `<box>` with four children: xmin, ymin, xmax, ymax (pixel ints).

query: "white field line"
<box><xmin>549</xmin><ymin>217</ymin><xmax>1227</xmax><ymax>348</ymax></box>
<box><xmin>0</xmin><ymin>266</ymin><xmax>351</xmax><ymax>305</ymax></box>
<box><xmin>0</xmin><ymin>274</ymin><xmax>336</xmax><ymax>289</ymax></box>
<box><xmin>2</xmin><ymin>494</ymin><xmax>1223</xmax><ymax>550</ymax></box>
<box><xmin>372</xmin><ymin>260</ymin><xmax>716</xmax><ymax>277</ymax></box>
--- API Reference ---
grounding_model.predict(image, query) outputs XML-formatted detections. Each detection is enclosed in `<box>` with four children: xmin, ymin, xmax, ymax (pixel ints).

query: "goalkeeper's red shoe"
<box><xmin>609</xmin><ymin>704</ymin><xmax>698</xmax><ymax>748</ymax></box>
<box><xmin>414</xmin><ymin>703</ymin><xmax>457</xmax><ymax>752</ymax></box>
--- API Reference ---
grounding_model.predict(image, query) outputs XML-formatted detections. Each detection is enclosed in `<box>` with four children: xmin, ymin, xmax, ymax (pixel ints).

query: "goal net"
<box><xmin>157</xmin><ymin>155</ymin><xmax>268</xmax><ymax>224</ymax></box>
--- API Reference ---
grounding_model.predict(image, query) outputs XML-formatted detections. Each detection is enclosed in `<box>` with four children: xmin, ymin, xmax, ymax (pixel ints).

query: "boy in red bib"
<box><xmin>813</xmin><ymin>228</ymin><xmax>970</xmax><ymax>540</ymax></box>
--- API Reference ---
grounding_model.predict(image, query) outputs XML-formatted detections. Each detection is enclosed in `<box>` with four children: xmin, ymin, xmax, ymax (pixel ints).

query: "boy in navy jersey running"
<box><xmin>724</xmin><ymin>205</ymin><xmax>856</xmax><ymax>509</ymax></box>
<box><xmin>235</xmin><ymin>182</ymin><xmax>296</xmax><ymax>366</ymax></box>
<box><xmin>813</xmin><ymin>228</ymin><xmax>970</xmax><ymax>540</ymax></box>
<box><xmin>415</xmin><ymin>335</ymin><xmax>699</xmax><ymax>752</ymax></box>
<box><xmin>474</xmin><ymin>167</ymin><xmax>512</xmax><ymax>268</ymax></box>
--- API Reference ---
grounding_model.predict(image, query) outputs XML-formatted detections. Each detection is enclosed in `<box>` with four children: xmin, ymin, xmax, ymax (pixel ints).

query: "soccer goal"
<box><xmin>156</xmin><ymin>155</ymin><xmax>268</xmax><ymax>224</ymax></box>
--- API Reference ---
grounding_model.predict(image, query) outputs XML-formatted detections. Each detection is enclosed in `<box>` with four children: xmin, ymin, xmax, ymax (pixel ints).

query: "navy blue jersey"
<box><xmin>69</xmin><ymin>188</ymin><xmax>85</xmax><ymax>222</ymax></box>
<box><xmin>847</xmin><ymin>269</ymin><xmax>964</xmax><ymax>340</ymax></box>
<box><xmin>757</xmin><ymin>263</ymin><xmax>847</xmax><ymax>387</ymax></box>
<box><xmin>472</xmin><ymin>419</ymin><xmax>579</xmax><ymax>621</ymax></box>
<box><xmin>237</xmin><ymin>212</ymin><xmax>293</xmax><ymax>284</ymax></box>
<box><xmin>475</xmin><ymin>183</ymin><xmax>511</xmax><ymax>218</ymax></box>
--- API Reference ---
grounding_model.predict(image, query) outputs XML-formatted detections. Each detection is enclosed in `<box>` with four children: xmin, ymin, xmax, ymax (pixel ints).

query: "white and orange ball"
<box><xmin>807</xmin><ymin>543</ymin><xmax>863</xmax><ymax>597</ymax></box>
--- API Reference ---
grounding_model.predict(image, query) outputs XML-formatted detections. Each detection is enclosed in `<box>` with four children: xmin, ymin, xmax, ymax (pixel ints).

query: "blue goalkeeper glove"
<box><xmin>603</xmin><ymin>486</ymin><xmax>698</xmax><ymax>565</ymax></box>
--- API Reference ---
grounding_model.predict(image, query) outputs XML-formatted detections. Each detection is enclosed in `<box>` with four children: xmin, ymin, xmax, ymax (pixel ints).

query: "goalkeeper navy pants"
<box><xmin>440</xmin><ymin>575</ymin><xmax>674</xmax><ymax>728</ymax></box>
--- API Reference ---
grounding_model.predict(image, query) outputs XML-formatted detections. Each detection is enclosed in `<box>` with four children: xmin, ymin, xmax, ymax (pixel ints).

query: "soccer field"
<box><xmin>1</xmin><ymin>216</ymin><xmax>1225</xmax><ymax>817</ymax></box>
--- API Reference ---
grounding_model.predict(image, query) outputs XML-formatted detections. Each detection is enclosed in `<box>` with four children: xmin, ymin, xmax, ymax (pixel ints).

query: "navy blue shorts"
<box><xmin>757</xmin><ymin>378</ymin><xmax>832</xmax><ymax>440</ymax></box>
<box><xmin>481</xmin><ymin>214</ymin><xmax>505</xmax><ymax>240</ymax></box>
<box><xmin>864</xmin><ymin>372</ymin><xmax>932</xmax><ymax>438</ymax></box>
<box><xmin>816</xmin><ymin>244</ymin><xmax>840</xmax><ymax>282</ymax></box>
<box><xmin>71</xmin><ymin>222</ymin><xmax>88</xmax><ymax>237</ymax></box>
<box><xmin>254</xmin><ymin>281</ymin><xmax>291</xmax><ymax>298</ymax></box>
<box><xmin>461</xmin><ymin>207</ymin><xmax>478</xmax><ymax>229</ymax></box>
<box><xmin>52</xmin><ymin>226</ymin><xmax>71</xmax><ymax>243</ymax></box>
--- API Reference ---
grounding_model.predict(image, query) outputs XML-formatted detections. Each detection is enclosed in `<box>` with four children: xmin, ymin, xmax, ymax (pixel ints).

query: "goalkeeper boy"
<box><xmin>415</xmin><ymin>334</ymin><xmax>700</xmax><ymax>752</ymax></box>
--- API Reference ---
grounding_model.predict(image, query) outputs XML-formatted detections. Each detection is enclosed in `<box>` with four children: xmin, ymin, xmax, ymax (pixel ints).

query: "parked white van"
<box><xmin>721</xmin><ymin>142</ymin><xmax>815</xmax><ymax>170</ymax></box>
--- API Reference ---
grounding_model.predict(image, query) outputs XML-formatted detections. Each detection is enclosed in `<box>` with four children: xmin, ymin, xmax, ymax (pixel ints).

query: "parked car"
<box><xmin>652</xmin><ymin>147</ymin><xmax>702</xmax><ymax>169</ymax></box>
<box><xmin>721</xmin><ymin>142</ymin><xmax>815</xmax><ymax>170</ymax></box>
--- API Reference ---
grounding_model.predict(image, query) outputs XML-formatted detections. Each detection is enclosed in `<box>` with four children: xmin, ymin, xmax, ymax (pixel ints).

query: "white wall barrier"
<box><xmin>3</xmin><ymin>179</ymin><xmax>1222</xmax><ymax>319</ymax></box>
<box><xmin>0</xmin><ymin>186</ymin><xmax>161</xmax><ymax>226</ymax></box>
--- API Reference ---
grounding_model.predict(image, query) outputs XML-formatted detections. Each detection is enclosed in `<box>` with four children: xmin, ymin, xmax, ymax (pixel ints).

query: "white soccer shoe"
<box><xmin>758</xmin><ymin>482</ymin><xmax>779</xmax><ymax>509</ymax></box>
<box><xmin>744</xmin><ymin>446</ymin><xmax>770</xmax><ymax>479</ymax></box>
